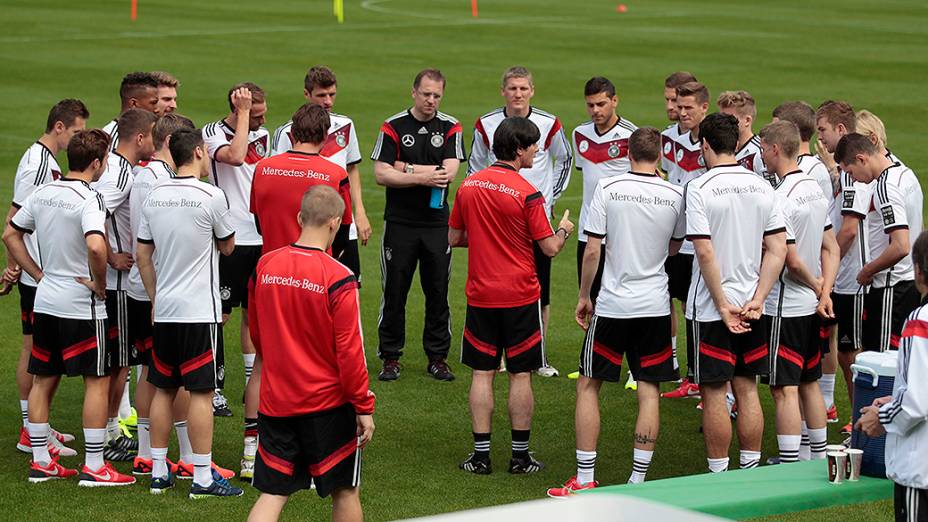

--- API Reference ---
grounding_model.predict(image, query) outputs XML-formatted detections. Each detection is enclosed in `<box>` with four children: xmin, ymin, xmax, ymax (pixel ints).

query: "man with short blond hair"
<box><xmin>151</xmin><ymin>71</ymin><xmax>179</xmax><ymax>114</ymax></box>
<box><xmin>717</xmin><ymin>90</ymin><xmax>769</xmax><ymax>183</ymax></box>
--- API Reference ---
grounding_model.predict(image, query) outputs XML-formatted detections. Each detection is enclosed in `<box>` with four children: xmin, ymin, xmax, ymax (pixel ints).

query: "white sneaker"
<box><xmin>50</xmin><ymin>427</ymin><xmax>76</xmax><ymax>443</ymax></box>
<box><xmin>240</xmin><ymin>455</ymin><xmax>255</xmax><ymax>480</ymax></box>
<box><xmin>48</xmin><ymin>433</ymin><xmax>78</xmax><ymax>457</ymax></box>
<box><xmin>536</xmin><ymin>365</ymin><xmax>559</xmax><ymax>378</ymax></box>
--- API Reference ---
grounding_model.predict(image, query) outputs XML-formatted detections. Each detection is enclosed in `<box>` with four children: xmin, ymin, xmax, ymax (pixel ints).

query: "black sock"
<box><xmin>511</xmin><ymin>429</ymin><xmax>530</xmax><ymax>459</ymax></box>
<box><xmin>473</xmin><ymin>432</ymin><xmax>490</xmax><ymax>460</ymax></box>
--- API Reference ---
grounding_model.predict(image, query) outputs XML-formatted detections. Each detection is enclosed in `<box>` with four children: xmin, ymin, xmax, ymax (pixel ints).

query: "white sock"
<box><xmin>777</xmin><ymin>434</ymin><xmax>801</xmax><ymax>463</ymax></box>
<box><xmin>799</xmin><ymin>422</ymin><xmax>811</xmax><ymax>461</ymax></box>
<box><xmin>244</xmin><ymin>435</ymin><xmax>258</xmax><ymax>458</ymax></box>
<box><xmin>20</xmin><ymin>400</ymin><xmax>29</xmax><ymax>428</ymax></box>
<box><xmin>84</xmin><ymin>427</ymin><xmax>106</xmax><ymax>470</ymax></box>
<box><xmin>192</xmin><ymin>452</ymin><xmax>213</xmax><ymax>486</ymax></box>
<box><xmin>725</xmin><ymin>392</ymin><xmax>736</xmax><ymax>413</ymax></box>
<box><xmin>175</xmin><ymin>420</ymin><xmax>193</xmax><ymax>463</ymax></box>
<box><xmin>28</xmin><ymin>422</ymin><xmax>51</xmax><ymax>465</ymax></box>
<box><xmin>808</xmin><ymin>427</ymin><xmax>828</xmax><ymax>460</ymax></box>
<box><xmin>118</xmin><ymin>377</ymin><xmax>132</xmax><ymax>420</ymax></box>
<box><xmin>137</xmin><ymin>417</ymin><xmax>151</xmax><ymax>459</ymax></box>
<box><xmin>243</xmin><ymin>353</ymin><xmax>256</xmax><ymax>386</ymax></box>
<box><xmin>739</xmin><ymin>450</ymin><xmax>761</xmax><ymax>469</ymax></box>
<box><xmin>707</xmin><ymin>457</ymin><xmax>729</xmax><ymax>473</ymax></box>
<box><xmin>671</xmin><ymin>336</ymin><xmax>679</xmax><ymax>370</ymax></box>
<box><xmin>106</xmin><ymin>417</ymin><xmax>120</xmax><ymax>440</ymax></box>
<box><xmin>629</xmin><ymin>448</ymin><xmax>653</xmax><ymax>484</ymax></box>
<box><xmin>576</xmin><ymin>449</ymin><xmax>597</xmax><ymax>485</ymax></box>
<box><xmin>152</xmin><ymin>447</ymin><xmax>169</xmax><ymax>478</ymax></box>
<box><xmin>819</xmin><ymin>374</ymin><xmax>836</xmax><ymax>410</ymax></box>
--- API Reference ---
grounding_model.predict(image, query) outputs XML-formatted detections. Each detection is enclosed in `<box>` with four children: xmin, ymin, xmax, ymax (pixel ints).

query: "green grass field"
<box><xmin>1</xmin><ymin>0</ymin><xmax>925</xmax><ymax>519</ymax></box>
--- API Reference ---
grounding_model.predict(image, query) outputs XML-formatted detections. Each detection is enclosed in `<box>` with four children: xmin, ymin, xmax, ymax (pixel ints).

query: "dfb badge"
<box><xmin>384</xmin><ymin>247</ymin><xmax>392</xmax><ymax>262</ymax></box>
<box><xmin>608</xmin><ymin>143</ymin><xmax>620</xmax><ymax>158</ymax></box>
<box><xmin>220</xmin><ymin>286</ymin><xmax>231</xmax><ymax>301</ymax></box>
<box><xmin>881</xmin><ymin>206</ymin><xmax>896</xmax><ymax>226</ymax></box>
<box><xmin>255</xmin><ymin>141</ymin><xmax>266</xmax><ymax>157</ymax></box>
<box><xmin>336</xmin><ymin>133</ymin><xmax>347</xmax><ymax>147</ymax></box>
<box><xmin>430</xmin><ymin>134</ymin><xmax>444</xmax><ymax>148</ymax></box>
<box><xmin>578</xmin><ymin>140</ymin><xmax>589</xmax><ymax>153</ymax></box>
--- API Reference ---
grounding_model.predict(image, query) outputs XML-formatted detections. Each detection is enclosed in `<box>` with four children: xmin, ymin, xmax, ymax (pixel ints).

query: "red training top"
<box><xmin>248</xmin><ymin>245</ymin><xmax>375</xmax><ymax>417</ymax></box>
<box><xmin>449</xmin><ymin>163</ymin><xmax>553</xmax><ymax>308</ymax></box>
<box><xmin>250</xmin><ymin>151</ymin><xmax>352</xmax><ymax>254</ymax></box>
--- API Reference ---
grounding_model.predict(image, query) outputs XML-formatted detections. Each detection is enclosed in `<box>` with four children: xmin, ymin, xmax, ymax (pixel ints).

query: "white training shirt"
<box><xmin>12</xmin><ymin>141</ymin><xmax>62</xmax><ymax>287</ymax></box>
<box><xmin>735</xmin><ymin>134</ymin><xmax>773</xmax><ymax>186</ymax></box>
<box><xmin>798</xmin><ymin>154</ymin><xmax>835</xmax><ymax>213</ymax></box>
<box><xmin>101</xmin><ymin>118</ymin><xmax>119</xmax><ymax>151</ymax></box>
<box><xmin>584</xmin><ymin>172</ymin><xmax>685</xmax><ymax>318</ymax></box>
<box><xmin>468</xmin><ymin>107</ymin><xmax>573</xmax><ymax>214</ymax></box>
<box><xmin>685</xmin><ymin>163</ymin><xmax>784</xmax><ymax>322</ymax></box>
<box><xmin>833</xmin><ymin>169</ymin><xmax>872</xmax><ymax>295</ymax></box>
<box><xmin>11</xmin><ymin>178</ymin><xmax>107</xmax><ymax>320</ymax></box>
<box><xmin>91</xmin><ymin>151</ymin><xmax>136</xmax><ymax>292</ymax></box>
<box><xmin>126</xmin><ymin>159</ymin><xmax>174</xmax><ymax>301</ymax></box>
<box><xmin>137</xmin><ymin>176</ymin><xmax>235</xmax><ymax>323</ymax></box>
<box><xmin>272</xmin><ymin>112</ymin><xmax>362</xmax><ymax>240</ymax></box>
<box><xmin>572</xmin><ymin>117</ymin><xmax>638</xmax><ymax>242</ymax></box>
<box><xmin>868</xmin><ymin>162</ymin><xmax>923</xmax><ymax>288</ymax></box>
<box><xmin>202</xmin><ymin>119</ymin><xmax>268</xmax><ymax>246</ymax></box>
<box><xmin>660</xmin><ymin>126</ymin><xmax>706</xmax><ymax>255</ymax></box>
<box><xmin>764</xmin><ymin>171</ymin><xmax>833</xmax><ymax>318</ymax></box>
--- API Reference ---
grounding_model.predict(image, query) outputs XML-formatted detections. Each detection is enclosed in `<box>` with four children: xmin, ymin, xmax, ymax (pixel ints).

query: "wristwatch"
<box><xmin>404</xmin><ymin>163</ymin><xmax>415</xmax><ymax>174</ymax></box>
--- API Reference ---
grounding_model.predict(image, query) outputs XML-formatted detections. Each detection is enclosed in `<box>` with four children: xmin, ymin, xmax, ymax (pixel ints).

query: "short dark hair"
<box><xmin>698</xmin><ymin>112</ymin><xmax>739</xmax><ymax>155</ymax></box>
<box><xmin>628</xmin><ymin>127</ymin><xmax>661</xmax><ymax>163</ymax></box>
<box><xmin>413</xmin><ymin>68</ymin><xmax>445</xmax><ymax>89</ymax></box>
<box><xmin>676</xmin><ymin>81</ymin><xmax>709</xmax><ymax>104</ymax></box>
<box><xmin>119</xmin><ymin>72</ymin><xmax>159</xmax><ymax>103</ymax></box>
<box><xmin>584</xmin><ymin>76</ymin><xmax>616</xmax><ymax>98</ymax></box>
<box><xmin>304</xmin><ymin>66</ymin><xmax>337</xmax><ymax>93</ymax></box>
<box><xmin>67</xmin><ymin>129</ymin><xmax>110</xmax><ymax>172</ymax></box>
<box><xmin>834</xmin><ymin>133</ymin><xmax>878</xmax><ymax>165</ymax></box>
<box><xmin>492</xmin><ymin>117</ymin><xmax>540</xmax><ymax>161</ymax></box>
<box><xmin>153</xmin><ymin>113</ymin><xmax>195</xmax><ymax>146</ymax></box>
<box><xmin>227</xmin><ymin>82</ymin><xmax>266</xmax><ymax>112</ymax></box>
<box><xmin>665</xmin><ymin>71</ymin><xmax>697</xmax><ymax>89</ymax></box>
<box><xmin>772</xmin><ymin>101</ymin><xmax>816</xmax><ymax>142</ymax></box>
<box><xmin>168</xmin><ymin>128</ymin><xmax>204</xmax><ymax>167</ymax></box>
<box><xmin>45</xmin><ymin>99</ymin><xmax>89</xmax><ymax>133</ymax></box>
<box><xmin>117</xmin><ymin>108</ymin><xmax>158</xmax><ymax>142</ymax></box>
<box><xmin>816</xmin><ymin>100</ymin><xmax>856</xmax><ymax>132</ymax></box>
<box><xmin>912</xmin><ymin>231</ymin><xmax>928</xmax><ymax>286</ymax></box>
<box><xmin>291</xmin><ymin>103</ymin><xmax>330</xmax><ymax>145</ymax></box>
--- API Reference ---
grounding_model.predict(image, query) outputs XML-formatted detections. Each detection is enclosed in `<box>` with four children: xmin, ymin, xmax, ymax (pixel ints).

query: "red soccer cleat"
<box><xmin>547</xmin><ymin>476</ymin><xmax>599</xmax><ymax>498</ymax></box>
<box><xmin>662</xmin><ymin>378</ymin><xmax>701</xmax><ymax>399</ymax></box>
<box><xmin>28</xmin><ymin>460</ymin><xmax>78</xmax><ymax>483</ymax></box>
<box><xmin>841</xmin><ymin>422</ymin><xmax>852</xmax><ymax>435</ymax></box>
<box><xmin>77</xmin><ymin>462</ymin><xmax>136</xmax><ymax>487</ymax></box>
<box><xmin>826</xmin><ymin>405</ymin><xmax>839</xmax><ymax>423</ymax></box>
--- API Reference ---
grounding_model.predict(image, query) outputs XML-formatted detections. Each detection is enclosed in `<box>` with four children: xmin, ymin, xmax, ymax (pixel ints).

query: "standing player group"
<box><xmin>3</xmin><ymin>66</ymin><xmax>925</xmax><ymax>522</ymax></box>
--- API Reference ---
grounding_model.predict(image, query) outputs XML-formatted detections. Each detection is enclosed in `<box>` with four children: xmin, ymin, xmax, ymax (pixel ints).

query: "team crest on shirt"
<box><xmin>675</xmin><ymin>149</ymin><xmax>684</xmax><ymax>162</ymax></box>
<box><xmin>430</xmin><ymin>134</ymin><xmax>444</xmax><ymax>148</ymax></box>
<box><xmin>401</xmin><ymin>134</ymin><xmax>415</xmax><ymax>147</ymax></box>
<box><xmin>697</xmin><ymin>154</ymin><xmax>705</xmax><ymax>167</ymax></box>
<box><xmin>881</xmin><ymin>206</ymin><xmax>896</xmax><ymax>226</ymax></box>
<box><xmin>663</xmin><ymin>141</ymin><xmax>672</xmax><ymax>155</ymax></box>
<box><xmin>385</xmin><ymin>247</ymin><xmax>392</xmax><ymax>261</ymax></box>
<box><xmin>220</xmin><ymin>286</ymin><xmax>231</xmax><ymax>301</ymax></box>
<box><xmin>336</xmin><ymin>133</ymin><xmax>347</xmax><ymax>147</ymax></box>
<box><xmin>578</xmin><ymin>140</ymin><xmax>589</xmax><ymax>153</ymax></box>
<box><xmin>255</xmin><ymin>141</ymin><xmax>266</xmax><ymax>157</ymax></box>
<box><xmin>608</xmin><ymin>143</ymin><xmax>620</xmax><ymax>158</ymax></box>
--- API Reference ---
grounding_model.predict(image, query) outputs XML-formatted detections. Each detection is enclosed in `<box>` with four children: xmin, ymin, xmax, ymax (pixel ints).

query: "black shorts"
<box><xmin>29</xmin><ymin>313</ymin><xmax>108</xmax><ymax>377</ymax></box>
<box><xmin>533</xmin><ymin>243</ymin><xmax>551</xmax><ymax>307</ymax></box>
<box><xmin>254</xmin><ymin>403</ymin><xmax>362</xmax><ymax>499</ymax></box>
<box><xmin>832</xmin><ymin>292</ymin><xmax>863</xmax><ymax>352</ymax></box>
<box><xmin>219</xmin><ymin>245</ymin><xmax>262</xmax><ymax>313</ymax></box>
<box><xmin>692</xmin><ymin>319</ymin><xmax>768</xmax><ymax>384</ymax></box>
<box><xmin>576</xmin><ymin>240</ymin><xmax>606</xmax><ymax>303</ymax></box>
<box><xmin>19</xmin><ymin>282</ymin><xmax>36</xmax><ymax>335</ymax></box>
<box><xmin>863</xmin><ymin>281</ymin><xmax>920</xmax><ymax>352</ymax></box>
<box><xmin>105</xmin><ymin>290</ymin><xmax>139</xmax><ymax>368</ymax></box>
<box><xmin>894</xmin><ymin>483</ymin><xmax>928</xmax><ymax>522</ymax></box>
<box><xmin>763</xmin><ymin>314</ymin><xmax>823</xmax><ymax>387</ymax></box>
<box><xmin>148</xmin><ymin>322</ymin><xmax>224</xmax><ymax>392</ymax></box>
<box><xmin>462</xmin><ymin>301</ymin><xmax>544</xmax><ymax>373</ymax></box>
<box><xmin>579</xmin><ymin>315</ymin><xmax>677</xmax><ymax>383</ymax></box>
<box><xmin>336</xmin><ymin>239</ymin><xmax>362</xmax><ymax>287</ymax></box>
<box><xmin>128</xmin><ymin>297</ymin><xmax>153</xmax><ymax>366</ymax></box>
<box><xmin>665</xmin><ymin>253</ymin><xmax>693</xmax><ymax>302</ymax></box>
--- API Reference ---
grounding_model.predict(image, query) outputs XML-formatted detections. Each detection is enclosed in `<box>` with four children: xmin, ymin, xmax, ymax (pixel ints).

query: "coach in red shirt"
<box><xmin>247</xmin><ymin>185</ymin><xmax>374</xmax><ymax>522</ymax></box>
<box><xmin>449</xmin><ymin>117</ymin><xmax>573</xmax><ymax>475</ymax></box>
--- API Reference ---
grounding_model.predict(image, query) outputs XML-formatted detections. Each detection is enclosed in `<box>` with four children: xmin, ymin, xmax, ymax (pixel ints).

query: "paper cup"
<box><xmin>845</xmin><ymin>449</ymin><xmax>863</xmax><ymax>481</ymax></box>
<box><xmin>827</xmin><ymin>451</ymin><xmax>847</xmax><ymax>484</ymax></box>
<box><xmin>825</xmin><ymin>444</ymin><xmax>846</xmax><ymax>453</ymax></box>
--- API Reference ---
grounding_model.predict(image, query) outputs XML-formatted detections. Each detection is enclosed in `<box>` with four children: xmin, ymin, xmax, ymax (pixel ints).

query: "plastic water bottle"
<box><xmin>429</xmin><ymin>187</ymin><xmax>445</xmax><ymax>209</ymax></box>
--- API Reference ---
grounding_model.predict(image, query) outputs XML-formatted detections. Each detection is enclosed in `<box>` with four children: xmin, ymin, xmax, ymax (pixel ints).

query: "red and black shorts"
<box><xmin>29</xmin><ymin>313</ymin><xmax>108</xmax><ymax>377</ymax></box>
<box><xmin>127</xmin><ymin>297</ymin><xmax>153</xmax><ymax>366</ymax></box>
<box><xmin>19</xmin><ymin>282</ymin><xmax>36</xmax><ymax>335</ymax></box>
<box><xmin>462</xmin><ymin>301</ymin><xmax>544</xmax><ymax>374</ymax></box>
<box><xmin>862</xmin><ymin>281</ymin><xmax>920</xmax><ymax>352</ymax></box>
<box><xmin>578</xmin><ymin>314</ymin><xmax>677</xmax><ymax>383</ymax></box>
<box><xmin>105</xmin><ymin>290</ymin><xmax>140</xmax><ymax>368</ymax></box>
<box><xmin>692</xmin><ymin>319</ymin><xmax>768</xmax><ymax>384</ymax></box>
<box><xmin>254</xmin><ymin>403</ymin><xmax>362</xmax><ymax>499</ymax></box>
<box><xmin>533</xmin><ymin>243</ymin><xmax>552</xmax><ymax>307</ymax></box>
<box><xmin>219</xmin><ymin>245</ymin><xmax>262</xmax><ymax>314</ymax></box>
<box><xmin>763</xmin><ymin>314</ymin><xmax>823</xmax><ymax>387</ymax></box>
<box><xmin>831</xmin><ymin>292</ymin><xmax>864</xmax><ymax>353</ymax></box>
<box><xmin>148</xmin><ymin>322</ymin><xmax>224</xmax><ymax>392</ymax></box>
<box><xmin>664</xmin><ymin>253</ymin><xmax>693</xmax><ymax>302</ymax></box>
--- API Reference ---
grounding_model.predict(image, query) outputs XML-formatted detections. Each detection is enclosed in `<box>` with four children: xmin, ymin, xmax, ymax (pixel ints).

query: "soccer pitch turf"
<box><xmin>1</xmin><ymin>0</ymin><xmax>925</xmax><ymax>519</ymax></box>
